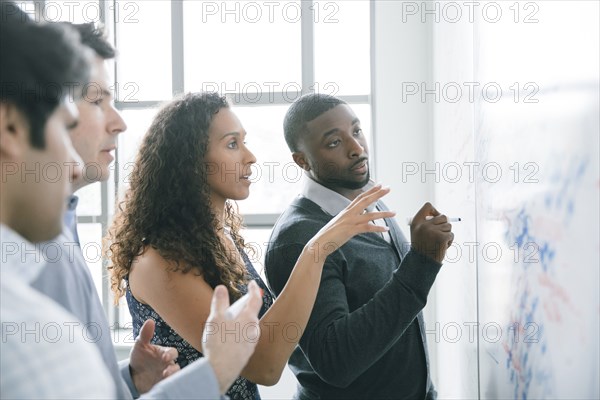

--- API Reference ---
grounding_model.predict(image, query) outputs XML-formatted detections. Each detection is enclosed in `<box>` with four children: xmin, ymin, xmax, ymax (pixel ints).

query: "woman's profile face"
<box><xmin>204</xmin><ymin>107</ymin><xmax>257</xmax><ymax>206</ymax></box>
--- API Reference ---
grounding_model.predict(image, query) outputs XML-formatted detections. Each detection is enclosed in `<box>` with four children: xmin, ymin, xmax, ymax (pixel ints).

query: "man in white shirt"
<box><xmin>0</xmin><ymin>12</ymin><xmax>116</xmax><ymax>399</ymax></box>
<box><xmin>1</xmin><ymin>228</ymin><xmax>117</xmax><ymax>399</ymax></box>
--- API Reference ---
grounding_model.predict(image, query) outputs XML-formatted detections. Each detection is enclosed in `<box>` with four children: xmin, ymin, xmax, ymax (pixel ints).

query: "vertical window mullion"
<box><xmin>369</xmin><ymin>0</ymin><xmax>377</xmax><ymax>178</ymax></box>
<box><xmin>171</xmin><ymin>0</ymin><xmax>184</xmax><ymax>96</ymax></box>
<box><xmin>34</xmin><ymin>0</ymin><xmax>44</xmax><ymax>21</ymax></box>
<box><xmin>301</xmin><ymin>0</ymin><xmax>315</xmax><ymax>95</ymax></box>
<box><xmin>97</xmin><ymin>0</ymin><xmax>117</xmax><ymax>324</ymax></box>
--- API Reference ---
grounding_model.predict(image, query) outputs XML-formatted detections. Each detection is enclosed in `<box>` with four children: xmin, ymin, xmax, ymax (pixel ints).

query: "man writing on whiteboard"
<box><xmin>265</xmin><ymin>93</ymin><xmax>454</xmax><ymax>399</ymax></box>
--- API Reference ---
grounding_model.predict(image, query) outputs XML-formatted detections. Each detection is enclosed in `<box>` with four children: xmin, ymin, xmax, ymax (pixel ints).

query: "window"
<box><xmin>116</xmin><ymin>1</ymin><xmax>172</xmax><ymax>101</ymax></box>
<box><xmin>183</xmin><ymin>1</ymin><xmax>302</xmax><ymax>93</ymax></box>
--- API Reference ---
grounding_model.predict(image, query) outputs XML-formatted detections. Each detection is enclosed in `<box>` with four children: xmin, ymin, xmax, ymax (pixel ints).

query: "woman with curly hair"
<box><xmin>107</xmin><ymin>92</ymin><xmax>394</xmax><ymax>400</ymax></box>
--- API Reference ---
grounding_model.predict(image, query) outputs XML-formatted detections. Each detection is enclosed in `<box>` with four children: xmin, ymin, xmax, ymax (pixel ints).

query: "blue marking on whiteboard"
<box><xmin>526</xmin><ymin>298</ymin><xmax>539</xmax><ymax>325</ymax></box>
<box><xmin>567</xmin><ymin>200</ymin><xmax>574</xmax><ymax>216</ymax></box>
<box><xmin>497</xmin><ymin>155</ymin><xmax>589</xmax><ymax>399</ymax></box>
<box><xmin>576</xmin><ymin>159</ymin><xmax>587</xmax><ymax>178</ymax></box>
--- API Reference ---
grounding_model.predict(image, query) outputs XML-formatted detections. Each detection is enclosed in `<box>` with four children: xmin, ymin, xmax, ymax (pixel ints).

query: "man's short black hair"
<box><xmin>1</xmin><ymin>2</ymin><xmax>91</xmax><ymax>148</ymax></box>
<box><xmin>0</xmin><ymin>0</ymin><xmax>30</xmax><ymax>23</ymax></box>
<box><xmin>283</xmin><ymin>93</ymin><xmax>347</xmax><ymax>152</ymax></box>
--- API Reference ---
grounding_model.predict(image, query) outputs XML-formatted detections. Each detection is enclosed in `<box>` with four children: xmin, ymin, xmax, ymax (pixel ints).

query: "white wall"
<box><xmin>371</xmin><ymin>1</ymin><xmax>434</xmax><ymax>217</ymax></box>
<box><xmin>370</xmin><ymin>0</ymin><xmax>440</xmax><ymax>384</ymax></box>
<box><xmin>430</xmin><ymin>12</ymin><xmax>479</xmax><ymax>399</ymax></box>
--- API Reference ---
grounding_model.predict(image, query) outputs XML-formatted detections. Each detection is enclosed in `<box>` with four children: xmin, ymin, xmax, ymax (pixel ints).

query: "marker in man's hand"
<box><xmin>406</xmin><ymin>216</ymin><xmax>462</xmax><ymax>225</ymax></box>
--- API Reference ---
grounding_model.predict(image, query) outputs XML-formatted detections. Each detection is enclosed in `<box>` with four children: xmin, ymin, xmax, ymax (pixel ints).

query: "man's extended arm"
<box><xmin>267</xmin><ymin>241</ymin><xmax>441</xmax><ymax>388</ymax></box>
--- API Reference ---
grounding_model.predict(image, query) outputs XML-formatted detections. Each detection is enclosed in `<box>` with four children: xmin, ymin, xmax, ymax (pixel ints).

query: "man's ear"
<box><xmin>292</xmin><ymin>151</ymin><xmax>311</xmax><ymax>171</ymax></box>
<box><xmin>0</xmin><ymin>103</ymin><xmax>29</xmax><ymax>160</ymax></box>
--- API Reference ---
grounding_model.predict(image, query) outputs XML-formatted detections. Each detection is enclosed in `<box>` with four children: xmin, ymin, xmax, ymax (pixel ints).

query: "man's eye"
<box><xmin>327</xmin><ymin>139</ymin><xmax>341</xmax><ymax>148</ymax></box>
<box><xmin>227</xmin><ymin>141</ymin><xmax>238</xmax><ymax>149</ymax></box>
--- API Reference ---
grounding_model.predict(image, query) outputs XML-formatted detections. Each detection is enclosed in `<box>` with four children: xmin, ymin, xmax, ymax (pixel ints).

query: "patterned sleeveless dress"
<box><xmin>126</xmin><ymin>248</ymin><xmax>274</xmax><ymax>400</ymax></box>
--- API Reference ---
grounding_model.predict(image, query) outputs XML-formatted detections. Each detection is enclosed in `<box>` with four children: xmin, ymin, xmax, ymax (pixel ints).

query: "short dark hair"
<box><xmin>0</xmin><ymin>0</ymin><xmax>30</xmax><ymax>23</ymax></box>
<box><xmin>68</xmin><ymin>22</ymin><xmax>116</xmax><ymax>59</ymax></box>
<box><xmin>0</xmin><ymin>3</ymin><xmax>91</xmax><ymax>148</ymax></box>
<box><xmin>283</xmin><ymin>93</ymin><xmax>347</xmax><ymax>152</ymax></box>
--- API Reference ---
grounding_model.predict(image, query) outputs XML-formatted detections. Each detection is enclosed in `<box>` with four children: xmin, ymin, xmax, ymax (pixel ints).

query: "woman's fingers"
<box><xmin>346</xmin><ymin>187</ymin><xmax>391</xmax><ymax>216</ymax></box>
<box><xmin>348</xmin><ymin>184</ymin><xmax>383</xmax><ymax>206</ymax></box>
<box><xmin>349</xmin><ymin>184</ymin><xmax>389</xmax><ymax>207</ymax></box>
<box><xmin>314</xmin><ymin>187</ymin><xmax>395</xmax><ymax>258</ymax></box>
<box><xmin>322</xmin><ymin>185</ymin><xmax>394</xmax><ymax>243</ymax></box>
<box><xmin>358</xmin><ymin>210</ymin><xmax>396</xmax><ymax>223</ymax></box>
<box><xmin>356</xmin><ymin>186</ymin><xmax>390</xmax><ymax>207</ymax></box>
<box><xmin>356</xmin><ymin>222</ymin><xmax>390</xmax><ymax>232</ymax></box>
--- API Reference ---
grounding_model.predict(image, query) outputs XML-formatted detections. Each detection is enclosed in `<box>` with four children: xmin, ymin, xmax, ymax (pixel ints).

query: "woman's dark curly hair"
<box><xmin>107</xmin><ymin>92</ymin><xmax>249</xmax><ymax>303</ymax></box>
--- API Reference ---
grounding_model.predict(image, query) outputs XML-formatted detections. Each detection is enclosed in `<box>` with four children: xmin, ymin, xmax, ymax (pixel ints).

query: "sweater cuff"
<box><xmin>395</xmin><ymin>250</ymin><xmax>442</xmax><ymax>301</ymax></box>
<box><xmin>119</xmin><ymin>359</ymin><xmax>140</xmax><ymax>399</ymax></box>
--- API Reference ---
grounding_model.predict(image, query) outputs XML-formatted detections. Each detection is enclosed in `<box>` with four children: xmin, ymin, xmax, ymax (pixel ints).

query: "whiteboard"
<box><xmin>432</xmin><ymin>2</ymin><xmax>599</xmax><ymax>399</ymax></box>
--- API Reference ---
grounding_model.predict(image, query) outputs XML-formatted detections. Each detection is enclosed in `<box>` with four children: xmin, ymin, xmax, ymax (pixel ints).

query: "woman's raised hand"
<box><xmin>305</xmin><ymin>184</ymin><xmax>396</xmax><ymax>263</ymax></box>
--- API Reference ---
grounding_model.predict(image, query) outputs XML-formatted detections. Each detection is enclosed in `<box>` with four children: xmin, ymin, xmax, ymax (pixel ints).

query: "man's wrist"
<box><xmin>206</xmin><ymin>355</ymin><xmax>235</xmax><ymax>395</ymax></box>
<box><xmin>119</xmin><ymin>359</ymin><xmax>141</xmax><ymax>399</ymax></box>
<box><xmin>410</xmin><ymin>245</ymin><xmax>444</xmax><ymax>265</ymax></box>
<box><xmin>129</xmin><ymin>364</ymin><xmax>139</xmax><ymax>390</ymax></box>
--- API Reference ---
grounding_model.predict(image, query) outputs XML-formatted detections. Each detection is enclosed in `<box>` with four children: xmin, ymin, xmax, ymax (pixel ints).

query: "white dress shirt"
<box><xmin>0</xmin><ymin>224</ymin><xmax>116</xmax><ymax>399</ymax></box>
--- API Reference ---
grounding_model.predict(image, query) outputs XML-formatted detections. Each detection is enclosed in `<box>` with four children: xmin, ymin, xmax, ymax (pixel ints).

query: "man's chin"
<box><xmin>75</xmin><ymin>169</ymin><xmax>110</xmax><ymax>191</ymax></box>
<box><xmin>346</xmin><ymin>178</ymin><xmax>370</xmax><ymax>190</ymax></box>
<box><xmin>327</xmin><ymin>172</ymin><xmax>370</xmax><ymax>190</ymax></box>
